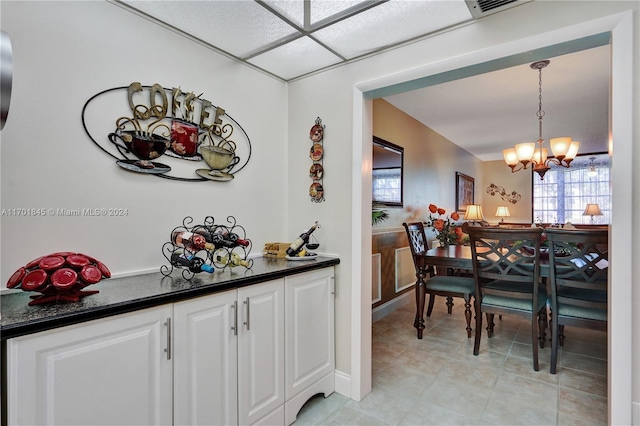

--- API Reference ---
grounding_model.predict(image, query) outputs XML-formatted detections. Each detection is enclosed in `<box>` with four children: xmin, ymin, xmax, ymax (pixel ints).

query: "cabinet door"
<box><xmin>285</xmin><ymin>268</ymin><xmax>335</xmax><ymax>399</ymax></box>
<box><xmin>7</xmin><ymin>305</ymin><xmax>173</xmax><ymax>426</ymax></box>
<box><xmin>237</xmin><ymin>279</ymin><xmax>285</xmax><ymax>426</ymax></box>
<box><xmin>173</xmin><ymin>289</ymin><xmax>238</xmax><ymax>426</ymax></box>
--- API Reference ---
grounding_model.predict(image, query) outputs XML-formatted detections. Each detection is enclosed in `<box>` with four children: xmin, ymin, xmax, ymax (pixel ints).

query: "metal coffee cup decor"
<box><xmin>82</xmin><ymin>82</ymin><xmax>252</xmax><ymax>182</ymax></box>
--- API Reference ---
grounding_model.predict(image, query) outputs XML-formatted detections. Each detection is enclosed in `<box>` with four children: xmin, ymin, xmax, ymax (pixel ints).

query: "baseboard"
<box><xmin>334</xmin><ymin>370</ymin><xmax>351</xmax><ymax>399</ymax></box>
<box><xmin>372</xmin><ymin>290</ymin><xmax>413</xmax><ymax>322</ymax></box>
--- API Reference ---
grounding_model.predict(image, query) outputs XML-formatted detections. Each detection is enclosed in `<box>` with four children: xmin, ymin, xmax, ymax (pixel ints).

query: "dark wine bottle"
<box><xmin>171</xmin><ymin>250</ymin><xmax>214</xmax><ymax>273</ymax></box>
<box><xmin>194</xmin><ymin>228</ymin><xmax>250</xmax><ymax>248</ymax></box>
<box><xmin>286</xmin><ymin>221</ymin><xmax>319</xmax><ymax>256</ymax></box>
<box><xmin>171</xmin><ymin>230</ymin><xmax>215</xmax><ymax>252</ymax></box>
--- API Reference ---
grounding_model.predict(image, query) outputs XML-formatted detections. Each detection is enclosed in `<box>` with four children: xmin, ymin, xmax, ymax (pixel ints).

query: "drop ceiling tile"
<box><xmin>310</xmin><ymin>1</ymin><xmax>372</xmax><ymax>25</ymax></box>
<box><xmin>262</xmin><ymin>0</ymin><xmax>305</xmax><ymax>27</ymax></box>
<box><xmin>247</xmin><ymin>36</ymin><xmax>343</xmax><ymax>80</ymax></box>
<box><xmin>122</xmin><ymin>0</ymin><xmax>301</xmax><ymax>58</ymax></box>
<box><xmin>313</xmin><ymin>0</ymin><xmax>473</xmax><ymax>59</ymax></box>
<box><xmin>262</xmin><ymin>1</ymin><xmax>376</xmax><ymax>29</ymax></box>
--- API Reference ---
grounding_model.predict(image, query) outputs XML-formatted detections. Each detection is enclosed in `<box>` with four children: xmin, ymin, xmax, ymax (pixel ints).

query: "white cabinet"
<box><xmin>6</xmin><ymin>267</ymin><xmax>335</xmax><ymax>426</ymax></box>
<box><xmin>173</xmin><ymin>280</ymin><xmax>284</xmax><ymax>426</ymax></box>
<box><xmin>284</xmin><ymin>268</ymin><xmax>335</xmax><ymax>425</ymax></box>
<box><xmin>173</xmin><ymin>289</ymin><xmax>238</xmax><ymax>426</ymax></box>
<box><xmin>238</xmin><ymin>279</ymin><xmax>285</xmax><ymax>425</ymax></box>
<box><xmin>7</xmin><ymin>305</ymin><xmax>173</xmax><ymax>426</ymax></box>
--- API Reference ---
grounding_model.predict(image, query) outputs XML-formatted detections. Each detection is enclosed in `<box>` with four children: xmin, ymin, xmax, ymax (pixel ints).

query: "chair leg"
<box><xmin>486</xmin><ymin>313</ymin><xmax>495</xmax><ymax>338</ymax></box>
<box><xmin>473</xmin><ymin>303</ymin><xmax>483</xmax><ymax>356</ymax></box>
<box><xmin>464</xmin><ymin>296</ymin><xmax>472</xmax><ymax>338</ymax></box>
<box><xmin>531</xmin><ymin>312</ymin><xmax>539</xmax><ymax>371</ymax></box>
<box><xmin>414</xmin><ymin>275</ymin><xmax>426</xmax><ymax>339</ymax></box>
<box><xmin>537</xmin><ymin>311</ymin><xmax>547</xmax><ymax>349</ymax></box>
<box><xmin>550</xmin><ymin>313</ymin><xmax>559</xmax><ymax>374</ymax></box>
<box><xmin>446</xmin><ymin>296</ymin><xmax>453</xmax><ymax>314</ymax></box>
<box><xmin>426</xmin><ymin>294</ymin><xmax>435</xmax><ymax>317</ymax></box>
<box><xmin>559</xmin><ymin>325</ymin><xmax>565</xmax><ymax>346</ymax></box>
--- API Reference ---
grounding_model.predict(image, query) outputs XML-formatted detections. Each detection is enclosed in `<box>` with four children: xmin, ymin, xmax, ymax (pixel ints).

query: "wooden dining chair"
<box><xmin>402</xmin><ymin>222</ymin><xmax>475</xmax><ymax>339</ymax></box>
<box><xmin>545</xmin><ymin>228</ymin><xmax>608</xmax><ymax>374</ymax></box>
<box><xmin>467</xmin><ymin>227</ymin><xmax>546</xmax><ymax>371</ymax></box>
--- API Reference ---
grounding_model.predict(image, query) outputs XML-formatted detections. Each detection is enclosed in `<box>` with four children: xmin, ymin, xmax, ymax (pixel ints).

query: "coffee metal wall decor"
<box><xmin>82</xmin><ymin>82</ymin><xmax>252</xmax><ymax>182</ymax></box>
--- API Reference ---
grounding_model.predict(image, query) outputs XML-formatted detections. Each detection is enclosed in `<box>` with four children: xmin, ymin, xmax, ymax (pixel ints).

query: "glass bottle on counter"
<box><xmin>215</xmin><ymin>252</ymin><xmax>250</xmax><ymax>268</ymax></box>
<box><xmin>286</xmin><ymin>221</ymin><xmax>320</xmax><ymax>256</ymax></box>
<box><xmin>171</xmin><ymin>230</ymin><xmax>215</xmax><ymax>252</ymax></box>
<box><xmin>171</xmin><ymin>250</ymin><xmax>214</xmax><ymax>273</ymax></box>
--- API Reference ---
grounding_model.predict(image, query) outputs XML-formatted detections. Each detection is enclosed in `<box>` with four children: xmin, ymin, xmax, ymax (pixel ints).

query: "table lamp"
<box><xmin>464</xmin><ymin>204</ymin><xmax>484</xmax><ymax>225</ymax></box>
<box><xmin>583</xmin><ymin>203</ymin><xmax>603</xmax><ymax>224</ymax></box>
<box><xmin>495</xmin><ymin>206</ymin><xmax>511</xmax><ymax>222</ymax></box>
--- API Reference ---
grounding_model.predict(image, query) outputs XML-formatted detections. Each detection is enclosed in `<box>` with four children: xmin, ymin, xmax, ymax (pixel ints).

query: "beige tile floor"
<box><xmin>293</xmin><ymin>299</ymin><xmax>607</xmax><ymax>425</ymax></box>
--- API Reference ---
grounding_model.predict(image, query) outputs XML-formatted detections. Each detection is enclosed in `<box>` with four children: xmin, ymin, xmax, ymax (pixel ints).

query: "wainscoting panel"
<box><xmin>372</xmin><ymin>253</ymin><xmax>381</xmax><ymax>303</ymax></box>
<box><xmin>395</xmin><ymin>247</ymin><xmax>414</xmax><ymax>293</ymax></box>
<box><xmin>372</xmin><ymin>229</ymin><xmax>414</xmax><ymax>310</ymax></box>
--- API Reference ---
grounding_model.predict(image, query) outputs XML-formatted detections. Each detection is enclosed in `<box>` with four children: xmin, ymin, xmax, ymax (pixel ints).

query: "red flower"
<box><xmin>428</xmin><ymin>204</ymin><xmax>438</xmax><ymax>213</ymax></box>
<box><xmin>437</xmin><ymin>208</ymin><xmax>446</xmax><ymax>215</ymax></box>
<box><xmin>454</xmin><ymin>226</ymin><xmax>463</xmax><ymax>235</ymax></box>
<box><xmin>451</xmin><ymin>212</ymin><xmax>460</xmax><ymax>221</ymax></box>
<box><xmin>433</xmin><ymin>219</ymin><xmax>445</xmax><ymax>231</ymax></box>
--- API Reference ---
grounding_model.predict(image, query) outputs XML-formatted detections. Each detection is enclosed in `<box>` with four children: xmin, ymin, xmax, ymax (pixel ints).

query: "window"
<box><xmin>372</xmin><ymin>137</ymin><xmax>403</xmax><ymax>207</ymax></box>
<box><xmin>533</xmin><ymin>154</ymin><xmax>610</xmax><ymax>225</ymax></box>
<box><xmin>373</xmin><ymin>168</ymin><xmax>401</xmax><ymax>203</ymax></box>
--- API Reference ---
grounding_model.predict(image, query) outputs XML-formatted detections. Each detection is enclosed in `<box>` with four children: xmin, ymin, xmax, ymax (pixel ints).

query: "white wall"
<box><xmin>287</xmin><ymin>0</ymin><xmax>639</xmax><ymax>421</ymax></box>
<box><xmin>482</xmin><ymin>159</ymin><xmax>533</xmax><ymax>224</ymax></box>
<box><xmin>1</xmin><ymin>1</ymin><xmax>287</xmax><ymax>282</ymax></box>
<box><xmin>373</xmin><ymin>99</ymin><xmax>483</xmax><ymax>232</ymax></box>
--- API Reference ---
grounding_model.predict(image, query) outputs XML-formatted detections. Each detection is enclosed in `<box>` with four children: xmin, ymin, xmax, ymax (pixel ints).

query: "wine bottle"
<box><xmin>286</xmin><ymin>221</ymin><xmax>320</xmax><ymax>256</ymax></box>
<box><xmin>194</xmin><ymin>228</ymin><xmax>250</xmax><ymax>248</ymax></box>
<box><xmin>215</xmin><ymin>252</ymin><xmax>250</xmax><ymax>268</ymax></box>
<box><xmin>171</xmin><ymin>250</ymin><xmax>214</xmax><ymax>273</ymax></box>
<box><xmin>171</xmin><ymin>230</ymin><xmax>215</xmax><ymax>252</ymax></box>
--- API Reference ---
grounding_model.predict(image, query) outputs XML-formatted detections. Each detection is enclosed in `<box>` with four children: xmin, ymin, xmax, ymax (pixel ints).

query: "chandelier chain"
<box><xmin>537</xmin><ymin>67</ymin><xmax>544</xmax><ymax>119</ymax></box>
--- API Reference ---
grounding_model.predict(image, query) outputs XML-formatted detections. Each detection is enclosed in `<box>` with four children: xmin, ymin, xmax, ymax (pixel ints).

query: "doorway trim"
<box><xmin>351</xmin><ymin>11</ymin><xmax>634</xmax><ymax>424</ymax></box>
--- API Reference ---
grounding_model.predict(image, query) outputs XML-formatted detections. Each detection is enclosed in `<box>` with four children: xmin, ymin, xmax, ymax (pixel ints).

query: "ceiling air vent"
<box><xmin>465</xmin><ymin>0</ymin><xmax>527</xmax><ymax>18</ymax></box>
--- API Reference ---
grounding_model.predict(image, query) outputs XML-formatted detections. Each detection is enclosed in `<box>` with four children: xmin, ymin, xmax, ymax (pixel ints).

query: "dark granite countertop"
<box><xmin>1</xmin><ymin>256</ymin><xmax>339</xmax><ymax>340</ymax></box>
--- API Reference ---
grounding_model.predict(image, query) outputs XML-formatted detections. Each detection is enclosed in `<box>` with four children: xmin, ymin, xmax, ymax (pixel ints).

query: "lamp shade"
<box><xmin>464</xmin><ymin>205</ymin><xmax>484</xmax><ymax>221</ymax></box>
<box><xmin>550</xmin><ymin>137</ymin><xmax>572</xmax><ymax>158</ymax></box>
<box><xmin>583</xmin><ymin>204</ymin><xmax>603</xmax><ymax>216</ymax></box>
<box><xmin>503</xmin><ymin>148</ymin><xmax>518</xmax><ymax>166</ymax></box>
<box><xmin>495</xmin><ymin>206</ymin><xmax>511</xmax><ymax>218</ymax></box>
<box><xmin>515</xmin><ymin>143</ymin><xmax>535</xmax><ymax>163</ymax></box>
<box><xmin>565</xmin><ymin>141</ymin><xmax>580</xmax><ymax>160</ymax></box>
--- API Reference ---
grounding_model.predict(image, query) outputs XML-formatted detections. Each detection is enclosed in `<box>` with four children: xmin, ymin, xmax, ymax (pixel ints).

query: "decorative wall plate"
<box><xmin>309</xmin><ymin>163</ymin><xmax>324</xmax><ymax>180</ymax></box>
<box><xmin>310</xmin><ymin>124</ymin><xmax>324</xmax><ymax>142</ymax></box>
<box><xmin>309</xmin><ymin>182</ymin><xmax>324</xmax><ymax>201</ymax></box>
<box><xmin>310</xmin><ymin>143</ymin><xmax>323</xmax><ymax>161</ymax></box>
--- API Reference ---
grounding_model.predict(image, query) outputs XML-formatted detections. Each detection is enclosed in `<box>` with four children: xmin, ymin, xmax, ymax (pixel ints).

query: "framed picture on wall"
<box><xmin>456</xmin><ymin>172</ymin><xmax>474</xmax><ymax>212</ymax></box>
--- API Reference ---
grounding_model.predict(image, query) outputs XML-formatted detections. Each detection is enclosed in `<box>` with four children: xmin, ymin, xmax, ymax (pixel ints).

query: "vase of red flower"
<box><xmin>426</xmin><ymin>204</ymin><xmax>464</xmax><ymax>247</ymax></box>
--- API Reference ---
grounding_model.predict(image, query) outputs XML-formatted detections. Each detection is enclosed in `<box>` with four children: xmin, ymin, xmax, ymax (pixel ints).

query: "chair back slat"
<box><xmin>546</xmin><ymin>228</ymin><xmax>608</xmax><ymax>312</ymax></box>
<box><xmin>403</xmin><ymin>222</ymin><xmax>428</xmax><ymax>257</ymax></box>
<box><xmin>468</xmin><ymin>227</ymin><xmax>543</xmax><ymax>284</ymax></box>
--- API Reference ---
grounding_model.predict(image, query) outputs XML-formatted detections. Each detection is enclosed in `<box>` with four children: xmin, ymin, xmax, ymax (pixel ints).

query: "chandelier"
<box><xmin>503</xmin><ymin>60</ymin><xmax>579</xmax><ymax>180</ymax></box>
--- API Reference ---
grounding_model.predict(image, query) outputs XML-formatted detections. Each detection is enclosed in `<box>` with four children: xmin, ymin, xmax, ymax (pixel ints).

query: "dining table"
<box><xmin>415</xmin><ymin>244</ymin><xmax>550</xmax><ymax>337</ymax></box>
